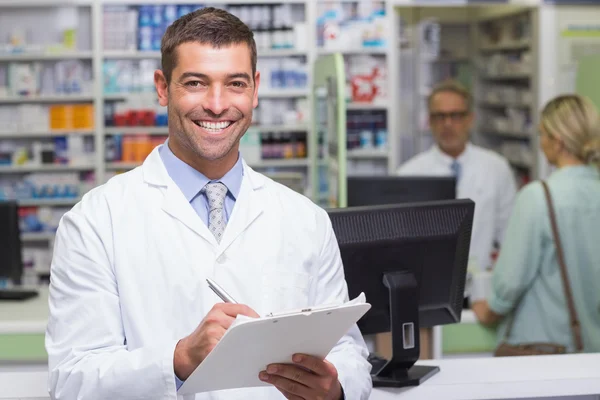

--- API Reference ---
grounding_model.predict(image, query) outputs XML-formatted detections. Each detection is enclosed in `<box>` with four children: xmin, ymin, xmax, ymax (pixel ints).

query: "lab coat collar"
<box><xmin>431</xmin><ymin>142</ymin><xmax>473</xmax><ymax>167</ymax></box>
<box><xmin>142</xmin><ymin>145</ymin><xmax>265</xmax><ymax>249</ymax></box>
<box><xmin>158</xmin><ymin>140</ymin><xmax>244</xmax><ymax>202</ymax></box>
<box><xmin>142</xmin><ymin>146</ymin><xmax>263</xmax><ymax>189</ymax></box>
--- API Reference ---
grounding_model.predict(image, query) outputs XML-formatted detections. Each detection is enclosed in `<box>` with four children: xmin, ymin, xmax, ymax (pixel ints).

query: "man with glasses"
<box><xmin>397</xmin><ymin>80</ymin><xmax>517</xmax><ymax>272</ymax></box>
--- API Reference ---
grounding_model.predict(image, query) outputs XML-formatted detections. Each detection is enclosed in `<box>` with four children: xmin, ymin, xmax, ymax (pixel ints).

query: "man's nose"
<box><xmin>443</xmin><ymin>117</ymin><xmax>454</xmax><ymax>127</ymax></box>
<box><xmin>203</xmin><ymin>86</ymin><xmax>227</xmax><ymax>116</ymax></box>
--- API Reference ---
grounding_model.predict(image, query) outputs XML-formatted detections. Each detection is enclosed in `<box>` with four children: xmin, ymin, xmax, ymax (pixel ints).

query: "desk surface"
<box><xmin>0</xmin><ymin>287</ymin><xmax>49</xmax><ymax>334</ymax></box>
<box><xmin>3</xmin><ymin>354</ymin><xmax>600</xmax><ymax>400</ymax></box>
<box><xmin>374</xmin><ymin>353</ymin><xmax>600</xmax><ymax>400</ymax></box>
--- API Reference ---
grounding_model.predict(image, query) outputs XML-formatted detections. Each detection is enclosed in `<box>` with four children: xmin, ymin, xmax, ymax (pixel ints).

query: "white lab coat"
<box><xmin>45</xmin><ymin>146</ymin><xmax>372</xmax><ymax>400</ymax></box>
<box><xmin>397</xmin><ymin>143</ymin><xmax>517</xmax><ymax>270</ymax></box>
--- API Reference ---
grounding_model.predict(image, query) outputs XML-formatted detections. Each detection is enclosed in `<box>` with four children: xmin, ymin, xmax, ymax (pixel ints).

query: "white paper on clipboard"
<box><xmin>178</xmin><ymin>293</ymin><xmax>370</xmax><ymax>395</ymax></box>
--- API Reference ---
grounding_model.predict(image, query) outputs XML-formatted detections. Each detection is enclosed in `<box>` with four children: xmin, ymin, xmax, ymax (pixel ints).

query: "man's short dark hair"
<box><xmin>161</xmin><ymin>7</ymin><xmax>257</xmax><ymax>85</ymax></box>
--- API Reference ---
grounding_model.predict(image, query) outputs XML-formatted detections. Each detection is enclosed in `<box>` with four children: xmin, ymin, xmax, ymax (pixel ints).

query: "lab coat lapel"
<box><xmin>161</xmin><ymin>183</ymin><xmax>216</xmax><ymax>244</ymax></box>
<box><xmin>142</xmin><ymin>147</ymin><xmax>216</xmax><ymax>245</ymax></box>
<box><xmin>218</xmin><ymin>162</ymin><xmax>265</xmax><ymax>254</ymax></box>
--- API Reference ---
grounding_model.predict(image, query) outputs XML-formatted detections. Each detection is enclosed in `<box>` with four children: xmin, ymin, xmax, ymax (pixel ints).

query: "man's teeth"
<box><xmin>195</xmin><ymin>121</ymin><xmax>232</xmax><ymax>130</ymax></box>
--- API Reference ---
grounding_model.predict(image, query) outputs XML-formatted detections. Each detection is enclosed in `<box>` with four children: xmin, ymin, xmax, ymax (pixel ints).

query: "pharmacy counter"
<box><xmin>439</xmin><ymin>308</ymin><xmax>497</xmax><ymax>358</ymax></box>
<box><xmin>0</xmin><ymin>287</ymin><xmax>49</xmax><ymax>362</ymax></box>
<box><xmin>374</xmin><ymin>353</ymin><xmax>600</xmax><ymax>400</ymax></box>
<box><xmin>0</xmin><ymin>289</ymin><xmax>481</xmax><ymax>335</ymax></box>
<box><xmin>1</xmin><ymin>287</ymin><xmax>493</xmax><ymax>363</ymax></box>
<box><xmin>3</xmin><ymin>354</ymin><xmax>600</xmax><ymax>400</ymax></box>
<box><xmin>0</xmin><ymin>287</ymin><xmax>48</xmax><ymax>334</ymax></box>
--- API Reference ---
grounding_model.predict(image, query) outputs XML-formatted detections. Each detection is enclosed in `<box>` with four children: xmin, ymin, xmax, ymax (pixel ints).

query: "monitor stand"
<box><xmin>371</xmin><ymin>270</ymin><xmax>440</xmax><ymax>388</ymax></box>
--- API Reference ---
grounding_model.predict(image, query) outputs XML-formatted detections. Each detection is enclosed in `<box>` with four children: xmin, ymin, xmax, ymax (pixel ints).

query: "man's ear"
<box><xmin>253</xmin><ymin>71</ymin><xmax>260</xmax><ymax>109</ymax></box>
<box><xmin>154</xmin><ymin>70</ymin><xmax>169</xmax><ymax>107</ymax></box>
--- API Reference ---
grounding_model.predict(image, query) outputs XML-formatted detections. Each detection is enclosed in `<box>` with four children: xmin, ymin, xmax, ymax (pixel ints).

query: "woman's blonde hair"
<box><xmin>541</xmin><ymin>94</ymin><xmax>600</xmax><ymax>168</ymax></box>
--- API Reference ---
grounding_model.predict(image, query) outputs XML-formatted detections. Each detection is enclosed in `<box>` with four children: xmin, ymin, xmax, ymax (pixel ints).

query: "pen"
<box><xmin>206</xmin><ymin>278</ymin><xmax>238</xmax><ymax>304</ymax></box>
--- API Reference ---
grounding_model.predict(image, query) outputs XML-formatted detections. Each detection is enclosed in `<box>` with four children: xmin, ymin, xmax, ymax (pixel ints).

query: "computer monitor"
<box><xmin>347</xmin><ymin>176</ymin><xmax>456</xmax><ymax>207</ymax></box>
<box><xmin>327</xmin><ymin>199</ymin><xmax>474</xmax><ymax>388</ymax></box>
<box><xmin>0</xmin><ymin>201</ymin><xmax>23</xmax><ymax>285</ymax></box>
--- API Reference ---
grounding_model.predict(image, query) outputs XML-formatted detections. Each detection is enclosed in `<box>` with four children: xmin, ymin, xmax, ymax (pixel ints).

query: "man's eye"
<box><xmin>186</xmin><ymin>81</ymin><xmax>202</xmax><ymax>87</ymax></box>
<box><xmin>231</xmin><ymin>81</ymin><xmax>246</xmax><ymax>88</ymax></box>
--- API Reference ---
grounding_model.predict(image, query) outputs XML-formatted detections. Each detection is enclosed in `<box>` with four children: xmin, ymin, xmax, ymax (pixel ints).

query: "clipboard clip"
<box><xmin>265</xmin><ymin>303</ymin><xmax>341</xmax><ymax>318</ymax></box>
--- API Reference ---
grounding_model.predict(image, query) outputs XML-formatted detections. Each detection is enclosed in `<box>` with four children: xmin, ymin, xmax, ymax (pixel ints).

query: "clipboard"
<box><xmin>178</xmin><ymin>293</ymin><xmax>371</xmax><ymax>395</ymax></box>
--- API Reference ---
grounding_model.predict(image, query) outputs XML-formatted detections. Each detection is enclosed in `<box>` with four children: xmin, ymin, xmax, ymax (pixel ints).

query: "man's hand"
<box><xmin>259</xmin><ymin>354</ymin><xmax>343</xmax><ymax>400</ymax></box>
<box><xmin>174</xmin><ymin>303</ymin><xmax>259</xmax><ymax>380</ymax></box>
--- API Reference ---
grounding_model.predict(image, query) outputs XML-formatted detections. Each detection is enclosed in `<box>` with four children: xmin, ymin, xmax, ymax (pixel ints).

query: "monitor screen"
<box><xmin>347</xmin><ymin>176</ymin><xmax>456</xmax><ymax>207</ymax></box>
<box><xmin>0</xmin><ymin>201</ymin><xmax>23</xmax><ymax>284</ymax></box>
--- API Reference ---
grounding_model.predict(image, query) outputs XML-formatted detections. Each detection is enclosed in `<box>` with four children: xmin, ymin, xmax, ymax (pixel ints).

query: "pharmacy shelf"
<box><xmin>346</xmin><ymin>102</ymin><xmax>389</xmax><ymax>111</ymax></box>
<box><xmin>0</xmin><ymin>0</ymin><xmax>91</xmax><ymax>6</ymax></box>
<box><xmin>34</xmin><ymin>267</ymin><xmax>52</xmax><ymax>275</ymax></box>
<box><xmin>474</xmin><ymin>7</ymin><xmax>540</xmax><ymax>182</ymax></box>
<box><xmin>317</xmin><ymin>48</ymin><xmax>387</xmax><ymax>56</ymax></box>
<box><xmin>102</xmin><ymin>0</ymin><xmax>301</xmax><ymax>4</ymax></box>
<box><xmin>0</xmin><ymin>52</ymin><xmax>93</xmax><ymax>61</ymax></box>
<box><xmin>17</xmin><ymin>198</ymin><xmax>80</xmax><ymax>207</ymax></box>
<box><xmin>104</xmin><ymin>126</ymin><xmax>168</xmax><ymax>135</ymax></box>
<box><xmin>484</xmin><ymin>130</ymin><xmax>532</xmax><ymax>139</ymax></box>
<box><xmin>103</xmin><ymin>48</ymin><xmax>308</xmax><ymax>59</ymax></box>
<box><xmin>258</xmin><ymin>49</ymin><xmax>309</xmax><ymax>57</ymax></box>
<box><xmin>0</xmin><ymin>129</ymin><xmax>95</xmax><ymax>138</ymax></box>
<box><xmin>103</xmin><ymin>50</ymin><xmax>160</xmax><ymax>59</ymax></box>
<box><xmin>102</xmin><ymin>93</ymin><xmax>154</xmax><ymax>101</ymax></box>
<box><xmin>21</xmin><ymin>232</ymin><xmax>56</xmax><ymax>242</ymax></box>
<box><xmin>105</xmin><ymin>126</ymin><xmax>308</xmax><ymax>135</ymax></box>
<box><xmin>0</xmin><ymin>0</ymin><xmax>328</xmax><ymax>276</ymax></box>
<box><xmin>258</xmin><ymin>89</ymin><xmax>309</xmax><ymax>98</ymax></box>
<box><xmin>106</xmin><ymin>159</ymin><xmax>311</xmax><ymax>171</ymax></box>
<box><xmin>262</xmin><ymin>171</ymin><xmax>305</xmax><ymax>180</ymax></box>
<box><xmin>252</xmin><ymin>124</ymin><xmax>308</xmax><ymax>132</ymax></box>
<box><xmin>479</xmin><ymin>40</ymin><xmax>531</xmax><ymax>52</ymax></box>
<box><xmin>431</xmin><ymin>56</ymin><xmax>470</xmax><ymax>63</ymax></box>
<box><xmin>105</xmin><ymin>162</ymin><xmax>142</xmax><ymax>171</ymax></box>
<box><xmin>317</xmin><ymin>193</ymin><xmax>329</xmax><ymax>202</ymax></box>
<box><xmin>0</xmin><ymin>95</ymin><xmax>94</xmax><ymax>104</ymax></box>
<box><xmin>249</xmin><ymin>159</ymin><xmax>309</xmax><ymax>168</ymax></box>
<box><xmin>0</xmin><ymin>164</ymin><xmax>95</xmax><ymax>173</ymax></box>
<box><xmin>347</xmin><ymin>150</ymin><xmax>389</xmax><ymax>159</ymax></box>
<box><xmin>480</xmin><ymin>73</ymin><xmax>531</xmax><ymax>81</ymax></box>
<box><xmin>479</xmin><ymin>101</ymin><xmax>531</xmax><ymax>109</ymax></box>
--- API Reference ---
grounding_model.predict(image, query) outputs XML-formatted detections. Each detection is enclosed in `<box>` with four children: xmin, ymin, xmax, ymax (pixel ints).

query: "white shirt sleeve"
<box><xmin>494</xmin><ymin>161</ymin><xmax>518</xmax><ymax>246</ymax></box>
<box><xmin>317</xmin><ymin>210</ymin><xmax>373</xmax><ymax>400</ymax></box>
<box><xmin>46</xmin><ymin>199</ymin><xmax>179</xmax><ymax>400</ymax></box>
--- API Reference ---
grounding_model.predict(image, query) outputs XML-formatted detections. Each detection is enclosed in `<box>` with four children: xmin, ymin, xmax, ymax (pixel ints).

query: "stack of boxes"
<box><xmin>0</xmin><ymin>103</ymin><xmax>94</xmax><ymax>134</ymax></box>
<box><xmin>103</xmin><ymin>4</ymin><xmax>205</xmax><ymax>52</ymax></box>
<box><xmin>0</xmin><ymin>61</ymin><xmax>93</xmax><ymax>97</ymax></box>
<box><xmin>49</xmin><ymin>104</ymin><xmax>94</xmax><ymax>131</ymax></box>
<box><xmin>105</xmin><ymin>134</ymin><xmax>166</xmax><ymax>165</ymax></box>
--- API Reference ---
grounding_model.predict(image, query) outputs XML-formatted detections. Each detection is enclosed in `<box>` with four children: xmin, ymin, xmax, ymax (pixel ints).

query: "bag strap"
<box><xmin>502</xmin><ymin>307</ymin><xmax>516</xmax><ymax>342</ymax></box>
<box><xmin>541</xmin><ymin>181</ymin><xmax>584</xmax><ymax>352</ymax></box>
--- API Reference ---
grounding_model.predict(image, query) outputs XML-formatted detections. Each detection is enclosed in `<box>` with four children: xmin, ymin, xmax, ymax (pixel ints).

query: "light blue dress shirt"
<box><xmin>488</xmin><ymin>165</ymin><xmax>600</xmax><ymax>352</ymax></box>
<box><xmin>159</xmin><ymin>140</ymin><xmax>244</xmax><ymax>390</ymax></box>
<box><xmin>159</xmin><ymin>140</ymin><xmax>243</xmax><ymax>225</ymax></box>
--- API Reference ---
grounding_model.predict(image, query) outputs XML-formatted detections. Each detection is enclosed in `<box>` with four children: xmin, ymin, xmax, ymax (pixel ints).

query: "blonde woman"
<box><xmin>473</xmin><ymin>94</ymin><xmax>600</xmax><ymax>353</ymax></box>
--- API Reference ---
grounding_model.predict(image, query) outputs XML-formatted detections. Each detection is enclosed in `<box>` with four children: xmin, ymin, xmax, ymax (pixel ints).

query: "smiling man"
<box><xmin>397</xmin><ymin>80</ymin><xmax>517</xmax><ymax>272</ymax></box>
<box><xmin>45</xmin><ymin>7</ymin><xmax>372</xmax><ymax>400</ymax></box>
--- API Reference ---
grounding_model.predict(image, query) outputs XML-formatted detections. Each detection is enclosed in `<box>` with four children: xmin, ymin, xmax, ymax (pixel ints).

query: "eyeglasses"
<box><xmin>430</xmin><ymin>111</ymin><xmax>469</xmax><ymax>123</ymax></box>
